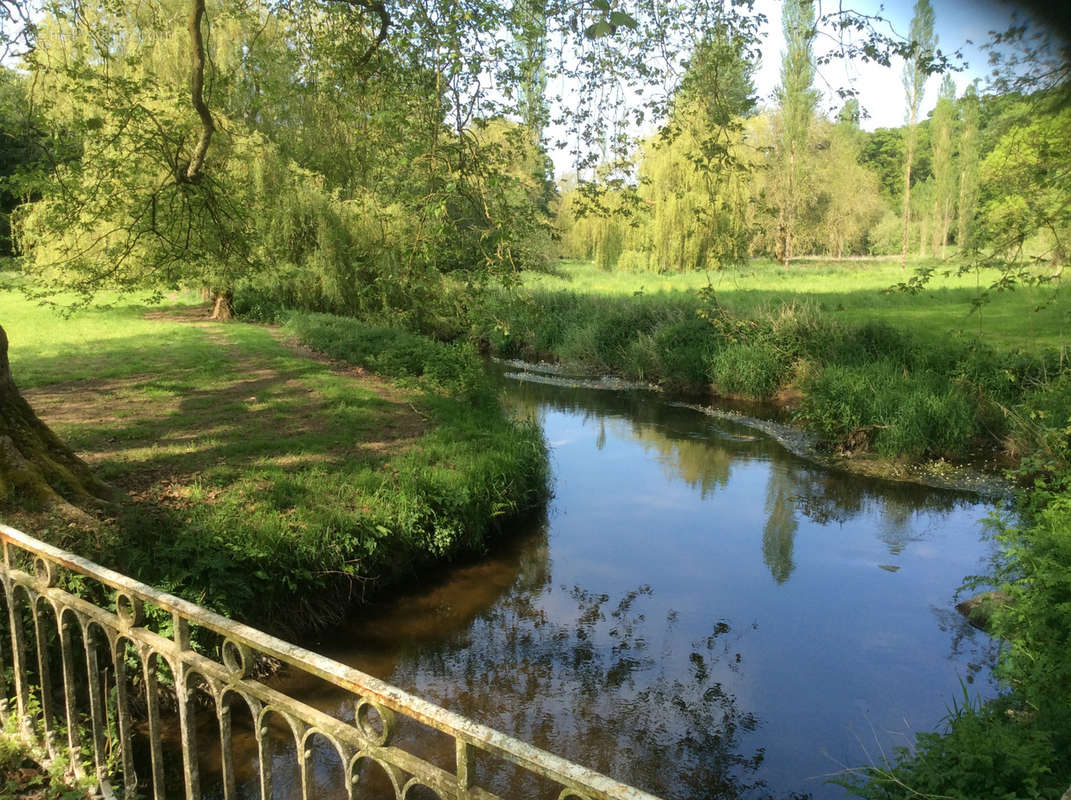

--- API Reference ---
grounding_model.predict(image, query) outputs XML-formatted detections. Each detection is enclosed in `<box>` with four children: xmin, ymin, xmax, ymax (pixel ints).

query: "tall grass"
<box><xmin>470</xmin><ymin>276</ymin><xmax>1070</xmax><ymax>465</ymax></box>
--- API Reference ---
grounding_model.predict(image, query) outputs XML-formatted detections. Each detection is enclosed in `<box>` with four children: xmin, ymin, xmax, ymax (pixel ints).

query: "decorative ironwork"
<box><xmin>0</xmin><ymin>523</ymin><xmax>661</xmax><ymax>800</ymax></box>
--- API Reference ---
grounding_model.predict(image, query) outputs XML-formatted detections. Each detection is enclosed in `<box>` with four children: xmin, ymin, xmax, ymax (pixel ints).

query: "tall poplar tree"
<box><xmin>929</xmin><ymin>74</ymin><xmax>956</xmax><ymax>257</ymax></box>
<box><xmin>956</xmin><ymin>83</ymin><xmax>981</xmax><ymax>253</ymax></box>
<box><xmin>900</xmin><ymin>0</ymin><xmax>936</xmax><ymax>268</ymax></box>
<box><xmin>775</xmin><ymin>0</ymin><xmax>817</xmax><ymax>267</ymax></box>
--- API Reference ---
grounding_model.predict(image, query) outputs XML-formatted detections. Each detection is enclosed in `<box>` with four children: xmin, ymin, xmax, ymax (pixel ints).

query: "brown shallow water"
<box><xmin>203</xmin><ymin>372</ymin><xmax>1000</xmax><ymax>800</ymax></box>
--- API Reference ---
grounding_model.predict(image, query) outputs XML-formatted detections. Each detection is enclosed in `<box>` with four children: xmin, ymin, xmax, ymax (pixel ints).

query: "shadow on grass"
<box><xmin>22</xmin><ymin>327</ymin><xmax>427</xmax><ymax>632</ymax></box>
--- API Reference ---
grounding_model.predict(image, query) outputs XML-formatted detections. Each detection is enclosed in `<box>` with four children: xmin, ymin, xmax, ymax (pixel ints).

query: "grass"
<box><xmin>1</xmin><ymin>291</ymin><xmax>548</xmax><ymax>633</ymax></box>
<box><xmin>470</xmin><ymin>259</ymin><xmax>1071</xmax><ymax>465</ymax></box>
<box><xmin>525</xmin><ymin>259</ymin><xmax>1071</xmax><ymax>352</ymax></box>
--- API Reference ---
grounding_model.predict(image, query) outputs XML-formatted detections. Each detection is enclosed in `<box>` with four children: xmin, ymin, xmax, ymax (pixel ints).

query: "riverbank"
<box><xmin>502</xmin><ymin>358</ymin><xmax>1015</xmax><ymax>499</ymax></box>
<box><xmin>471</xmin><ymin>266</ymin><xmax>1070</xmax><ymax>479</ymax></box>
<box><xmin>1</xmin><ymin>294</ymin><xmax>548</xmax><ymax>634</ymax></box>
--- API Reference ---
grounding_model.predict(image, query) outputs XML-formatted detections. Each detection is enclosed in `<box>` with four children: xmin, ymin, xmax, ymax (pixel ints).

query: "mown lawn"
<box><xmin>527</xmin><ymin>259</ymin><xmax>1070</xmax><ymax>352</ymax></box>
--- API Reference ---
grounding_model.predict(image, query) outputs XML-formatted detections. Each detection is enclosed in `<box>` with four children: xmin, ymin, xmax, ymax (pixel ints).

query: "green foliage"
<box><xmin>796</xmin><ymin>361</ymin><xmax>972</xmax><ymax>458</ymax></box>
<box><xmin>284</xmin><ymin>312</ymin><xmax>494</xmax><ymax>405</ymax></box>
<box><xmin>708</xmin><ymin>342</ymin><xmax>784</xmax><ymax>400</ymax></box>
<box><xmin>652</xmin><ymin>317</ymin><xmax>722</xmax><ymax>390</ymax></box>
<box><xmin>838</xmin><ymin>692</ymin><xmax>1061</xmax><ymax>800</ymax></box>
<box><xmin>977</xmin><ymin>102</ymin><xmax>1071</xmax><ymax>266</ymax></box>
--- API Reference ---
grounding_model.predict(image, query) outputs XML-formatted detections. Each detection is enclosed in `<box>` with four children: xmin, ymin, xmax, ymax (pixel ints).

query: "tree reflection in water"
<box><xmin>502</xmin><ymin>374</ymin><xmax>975</xmax><ymax>588</ymax></box>
<box><xmin>381</xmin><ymin>580</ymin><xmax>806</xmax><ymax>799</ymax></box>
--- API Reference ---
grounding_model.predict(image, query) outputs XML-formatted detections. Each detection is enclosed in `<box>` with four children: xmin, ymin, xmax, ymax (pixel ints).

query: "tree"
<box><xmin>814</xmin><ymin>119</ymin><xmax>884</xmax><ymax>258</ymax></box>
<box><xmin>633</xmin><ymin>28</ymin><xmax>759</xmax><ymax>272</ymax></box>
<box><xmin>900</xmin><ymin>0</ymin><xmax>936</xmax><ymax>268</ymax></box>
<box><xmin>928</xmin><ymin>74</ymin><xmax>956</xmax><ymax>257</ymax></box>
<box><xmin>0</xmin><ymin>325</ymin><xmax>114</xmax><ymax>516</ymax></box>
<box><xmin>773</xmin><ymin>0</ymin><xmax>817</xmax><ymax>267</ymax></box>
<box><xmin>978</xmin><ymin>102</ymin><xmax>1071</xmax><ymax>271</ymax></box>
<box><xmin>955</xmin><ymin>83</ymin><xmax>981</xmax><ymax>253</ymax></box>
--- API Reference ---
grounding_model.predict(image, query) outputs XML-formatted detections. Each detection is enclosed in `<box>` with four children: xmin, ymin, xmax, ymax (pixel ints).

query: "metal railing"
<box><xmin>0</xmin><ymin>523</ymin><xmax>661</xmax><ymax>800</ymax></box>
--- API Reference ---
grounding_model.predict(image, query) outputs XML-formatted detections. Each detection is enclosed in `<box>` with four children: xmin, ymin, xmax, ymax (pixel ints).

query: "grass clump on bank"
<box><xmin>2</xmin><ymin>294</ymin><xmax>548</xmax><ymax>634</ymax></box>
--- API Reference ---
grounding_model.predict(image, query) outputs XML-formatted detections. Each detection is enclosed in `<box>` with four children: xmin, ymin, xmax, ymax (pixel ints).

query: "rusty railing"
<box><xmin>0</xmin><ymin>523</ymin><xmax>661</xmax><ymax>800</ymax></box>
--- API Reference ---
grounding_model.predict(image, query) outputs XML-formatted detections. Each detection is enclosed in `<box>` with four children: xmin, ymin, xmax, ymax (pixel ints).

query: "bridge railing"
<box><xmin>0</xmin><ymin>523</ymin><xmax>661</xmax><ymax>800</ymax></box>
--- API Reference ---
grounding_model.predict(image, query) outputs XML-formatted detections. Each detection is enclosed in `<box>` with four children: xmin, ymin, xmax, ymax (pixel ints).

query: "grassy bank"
<box><xmin>470</xmin><ymin>260</ymin><xmax>1070</xmax><ymax>466</ymax></box>
<box><xmin>521</xmin><ymin>259</ymin><xmax>1070</xmax><ymax>350</ymax></box>
<box><xmin>2</xmin><ymin>292</ymin><xmax>548</xmax><ymax>633</ymax></box>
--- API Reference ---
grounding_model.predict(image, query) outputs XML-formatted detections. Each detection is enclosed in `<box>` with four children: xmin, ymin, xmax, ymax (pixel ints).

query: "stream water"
<box><xmin>212</xmin><ymin>369</ymin><xmax>1001</xmax><ymax>799</ymax></box>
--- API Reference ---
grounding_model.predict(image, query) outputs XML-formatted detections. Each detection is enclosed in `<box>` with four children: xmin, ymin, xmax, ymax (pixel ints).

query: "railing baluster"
<box><xmin>111</xmin><ymin>638</ymin><xmax>139</xmax><ymax>800</ymax></box>
<box><xmin>57</xmin><ymin>608</ymin><xmax>84</xmax><ymax>777</ymax></box>
<box><xmin>218</xmin><ymin>694</ymin><xmax>237</xmax><ymax>800</ymax></box>
<box><xmin>31</xmin><ymin>598</ymin><xmax>57</xmax><ymax>757</ymax></box>
<box><xmin>173</xmin><ymin>614</ymin><xmax>202</xmax><ymax>800</ymax></box>
<box><xmin>457</xmin><ymin>738</ymin><xmax>475</xmax><ymax>798</ymax></box>
<box><xmin>5</xmin><ymin>583</ymin><xmax>31</xmax><ymax>735</ymax></box>
<box><xmin>256</xmin><ymin>712</ymin><xmax>274</xmax><ymax>800</ymax></box>
<box><xmin>141</xmin><ymin>649</ymin><xmax>166</xmax><ymax>800</ymax></box>
<box><xmin>83</xmin><ymin>623</ymin><xmax>110</xmax><ymax>783</ymax></box>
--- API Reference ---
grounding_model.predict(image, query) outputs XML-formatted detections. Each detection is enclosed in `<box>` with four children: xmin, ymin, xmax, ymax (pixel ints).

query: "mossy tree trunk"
<box><xmin>0</xmin><ymin>324</ymin><xmax>114</xmax><ymax>515</ymax></box>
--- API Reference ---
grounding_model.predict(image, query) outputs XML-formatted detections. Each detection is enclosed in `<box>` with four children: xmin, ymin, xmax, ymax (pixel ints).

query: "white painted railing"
<box><xmin>0</xmin><ymin>523</ymin><xmax>661</xmax><ymax>800</ymax></box>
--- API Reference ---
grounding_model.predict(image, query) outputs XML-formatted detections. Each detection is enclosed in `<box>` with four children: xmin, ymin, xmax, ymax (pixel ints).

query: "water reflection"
<box><xmin>219</xmin><ymin>374</ymin><xmax>998</xmax><ymax>800</ymax></box>
<box><xmin>502</xmin><ymin>375</ymin><xmax>976</xmax><ymax>572</ymax></box>
<box><xmin>764</xmin><ymin>467</ymin><xmax>798</xmax><ymax>584</ymax></box>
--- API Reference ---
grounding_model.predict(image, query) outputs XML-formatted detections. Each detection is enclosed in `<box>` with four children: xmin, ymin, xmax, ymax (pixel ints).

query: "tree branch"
<box><xmin>186</xmin><ymin>0</ymin><xmax>215</xmax><ymax>181</ymax></box>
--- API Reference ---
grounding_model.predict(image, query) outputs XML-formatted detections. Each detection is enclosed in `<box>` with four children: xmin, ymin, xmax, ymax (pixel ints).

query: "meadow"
<box><xmin>523</xmin><ymin>259</ymin><xmax>1071</xmax><ymax>351</ymax></box>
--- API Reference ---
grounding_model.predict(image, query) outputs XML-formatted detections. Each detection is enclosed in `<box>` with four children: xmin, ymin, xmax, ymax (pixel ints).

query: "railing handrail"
<box><xmin>0</xmin><ymin>523</ymin><xmax>662</xmax><ymax>800</ymax></box>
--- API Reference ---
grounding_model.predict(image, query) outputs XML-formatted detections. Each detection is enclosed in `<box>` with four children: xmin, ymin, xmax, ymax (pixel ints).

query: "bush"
<box><xmin>653</xmin><ymin>317</ymin><xmax>722</xmax><ymax>391</ymax></box>
<box><xmin>838</xmin><ymin>693</ymin><xmax>1060</xmax><ymax>800</ymax></box>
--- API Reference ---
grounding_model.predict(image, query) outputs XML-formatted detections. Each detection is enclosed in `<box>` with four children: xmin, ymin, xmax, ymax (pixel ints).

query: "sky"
<box><xmin>751</xmin><ymin>0</ymin><xmax>1031</xmax><ymax>129</ymax></box>
<box><xmin>547</xmin><ymin>0</ymin><xmax>1045</xmax><ymax>176</ymax></box>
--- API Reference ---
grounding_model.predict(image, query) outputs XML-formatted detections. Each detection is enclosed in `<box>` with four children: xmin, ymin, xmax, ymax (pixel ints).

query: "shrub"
<box><xmin>798</xmin><ymin>362</ymin><xmax>977</xmax><ymax>459</ymax></box>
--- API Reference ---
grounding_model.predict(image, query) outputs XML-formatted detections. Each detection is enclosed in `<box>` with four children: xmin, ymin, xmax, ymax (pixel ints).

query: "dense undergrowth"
<box><xmin>467</xmin><ymin>285</ymin><xmax>1071</xmax><ymax>464</ymax></box>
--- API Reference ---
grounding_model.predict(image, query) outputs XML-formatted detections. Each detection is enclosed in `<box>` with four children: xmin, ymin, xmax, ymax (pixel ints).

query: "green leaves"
<box><xmin>583</xmin><ymin>5</ymin><xmax>639</xmax><ymax>38</ymax></box>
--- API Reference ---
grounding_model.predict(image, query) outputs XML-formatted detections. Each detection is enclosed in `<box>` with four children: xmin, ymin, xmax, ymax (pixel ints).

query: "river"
<box><xmin>210</xmin><ymin>367</ymin><xmax>1000</xmax><ymax>799</ymax></box>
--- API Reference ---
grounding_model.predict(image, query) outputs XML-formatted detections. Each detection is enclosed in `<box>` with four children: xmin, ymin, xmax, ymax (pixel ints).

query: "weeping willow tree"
<box><xmin>632</xmin><ymin>29</ymin><xmax>758</xmax><ymax>272</ymax></box>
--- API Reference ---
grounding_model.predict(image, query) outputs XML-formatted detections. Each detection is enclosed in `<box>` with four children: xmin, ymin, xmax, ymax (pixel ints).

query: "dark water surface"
<box><xmin>226</xmin><ymin>374</ymin><xmax>1000</xmax><ymax>799</ymax></box>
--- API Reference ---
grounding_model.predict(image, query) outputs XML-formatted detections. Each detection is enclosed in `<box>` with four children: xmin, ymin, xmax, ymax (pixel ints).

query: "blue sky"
<box><xmin>753</xmin><ymin>0</ymin><xmax>1034</xmax><ymax>128</ymax></box>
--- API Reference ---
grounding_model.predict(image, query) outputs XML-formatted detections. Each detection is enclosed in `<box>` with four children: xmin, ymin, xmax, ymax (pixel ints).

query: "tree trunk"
<box><xmin>0</xmin><ymin>325</ymin><xmax>114</xmax><ymax>515</ymax></box>
<box><xmin>210</xmin><ymin>290</ymin><xmax>235</xmax><ymax>320</ymax></box>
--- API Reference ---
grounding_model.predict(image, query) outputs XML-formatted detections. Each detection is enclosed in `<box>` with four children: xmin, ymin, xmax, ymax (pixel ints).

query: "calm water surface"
<box><xmin>226</xmin><ymin>372</ymin><xmax>1000</xmax><ymax>799</ymax></box>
